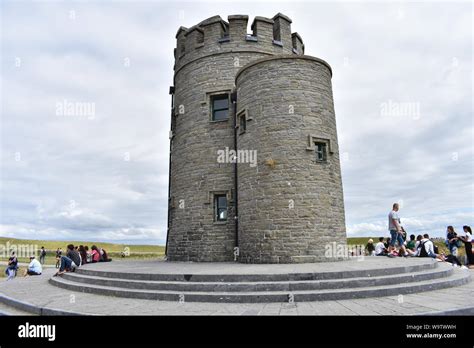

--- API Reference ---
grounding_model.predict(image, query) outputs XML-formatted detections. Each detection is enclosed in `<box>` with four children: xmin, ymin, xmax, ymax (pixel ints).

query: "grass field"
<box><xmin>0</xmin><ymin>236</ymin><xmax>165</xmax><ymax>267</ymax></box>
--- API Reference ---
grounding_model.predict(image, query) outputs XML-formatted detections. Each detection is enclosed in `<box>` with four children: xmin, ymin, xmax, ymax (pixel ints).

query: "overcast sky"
<box><xmin>1</xmin><ymin>1</ymin><xmax>472</xmax><ymax>245</ymax></box>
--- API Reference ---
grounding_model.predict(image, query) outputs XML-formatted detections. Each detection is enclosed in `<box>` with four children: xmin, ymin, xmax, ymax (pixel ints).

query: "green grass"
<box><xmin>0</xmin><ymin>236</ymin><xmax>164</xmax><ymax>253</ymax></box>
<box><xmin>0</xmin><ymin>236</ymin><xmax>166</xmax><ymax>278</ymax></box>
<box><xmin>0</xmin><ymin>236</ymin><xmax>165</xmax><ymax>268</ymax></box>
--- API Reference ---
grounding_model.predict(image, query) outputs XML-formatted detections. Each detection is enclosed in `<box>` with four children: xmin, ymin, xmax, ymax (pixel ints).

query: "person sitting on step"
<box><xmin>417</xmin><ymin>234</ymin><xmax>445</xmax><ymax>261</ymax></box>
<box><xmin>54</xmin><ymin>244</ymin><xmax>81</xmax><ymax>276</ymax></box>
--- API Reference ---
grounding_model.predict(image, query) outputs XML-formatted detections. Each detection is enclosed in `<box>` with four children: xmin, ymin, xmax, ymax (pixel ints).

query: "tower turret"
<box><xmin>166</xmin><ymin>14</ymin><xmax>346</xmax><ymax>263</ymax></box>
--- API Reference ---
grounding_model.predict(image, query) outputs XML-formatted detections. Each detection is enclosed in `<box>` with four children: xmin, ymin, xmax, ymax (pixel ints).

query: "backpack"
<box><xmin>418</xmin><ymin>241</ymin><xmax>428</xmax><ymax>257</ymax></box>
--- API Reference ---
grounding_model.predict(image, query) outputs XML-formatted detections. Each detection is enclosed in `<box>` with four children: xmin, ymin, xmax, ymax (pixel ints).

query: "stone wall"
<box><xmin>235</xmin><ymin>56</ymin><xmax>347</xmax><ymax>263</ymax></box>
<box><xmin>167</xmin><ymin>14</ymin><xmax>346</xmax><ymax>263</ymax></box>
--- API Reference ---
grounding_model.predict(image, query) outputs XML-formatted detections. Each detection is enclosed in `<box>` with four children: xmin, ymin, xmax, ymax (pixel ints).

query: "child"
<box><xmin>365</xmin><ymin>239</ymin><xmax>375</xmax><ymax>256</ymax></box>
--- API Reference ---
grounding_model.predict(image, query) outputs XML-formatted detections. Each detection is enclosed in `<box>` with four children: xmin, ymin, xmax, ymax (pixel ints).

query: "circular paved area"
<box><xmin>0</xmin><ymin>258</ymin><xmax>472</xmax><ymax>316</ymax></box>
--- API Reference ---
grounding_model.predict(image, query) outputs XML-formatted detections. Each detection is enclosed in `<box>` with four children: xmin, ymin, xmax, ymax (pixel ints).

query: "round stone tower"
<box><xmin>166</xmin><ymin>13</ymin><xmax>346</xmax><ymax>263</ymax></box>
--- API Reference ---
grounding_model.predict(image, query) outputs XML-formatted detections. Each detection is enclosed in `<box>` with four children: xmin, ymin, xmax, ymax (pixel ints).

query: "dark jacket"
<box><xmin>67</xmin><ymin>250</ymin><xmax>81</xmax><ymax>267</ymax></box>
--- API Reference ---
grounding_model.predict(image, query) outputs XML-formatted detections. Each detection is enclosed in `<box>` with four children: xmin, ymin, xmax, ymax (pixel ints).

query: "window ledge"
<box><xmin>213</xmin><ymin>221</ymin><xmax>228</xmax><ymax>225</ymax></box>
<box><xmin>210</xmin><ymin>119</ymin><xmax>229</xmax><ymax>123</ymax></box>
<box><xmin>218</xmin><ymin>37</ymin><xmax>230</xmax><ymax>43</ymax></box>
<box><xmin>272</xmin><ymin>39</ymin><xmax>283</xmax><ymax>47</ymax></box>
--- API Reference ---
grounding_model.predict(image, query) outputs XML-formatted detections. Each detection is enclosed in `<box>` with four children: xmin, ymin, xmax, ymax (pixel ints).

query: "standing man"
<box><xmin>388</xmin><ymin>203</ymin><xmax>408</xmax><ymax>256</ymax></box>
<box><xmin>55</xmin><ymin>248</ymin><xmax>62</xmax><ymax>268</ymax></box>
<box><xmin>39</xmin><ymin>246</ymin><xmax>46</xmax><ymax>265</ymax></box>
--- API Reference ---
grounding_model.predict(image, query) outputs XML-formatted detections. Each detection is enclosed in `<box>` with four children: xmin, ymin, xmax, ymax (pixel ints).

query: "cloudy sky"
<box><xmin>0</xmin><ymin>1</ymin><xmax>472</xmax><ymax>245</ymax></box>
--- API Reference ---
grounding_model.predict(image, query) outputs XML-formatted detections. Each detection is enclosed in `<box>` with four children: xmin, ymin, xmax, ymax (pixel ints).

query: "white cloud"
<box><xmin>0</xmin><ymin>1</ymin><xmax>472</xmax><ymax>244</ymax></box>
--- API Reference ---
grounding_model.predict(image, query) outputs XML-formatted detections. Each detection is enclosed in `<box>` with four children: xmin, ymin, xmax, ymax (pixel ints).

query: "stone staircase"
<box><xmin>49</xmin><ymin>261</ymin><xmax>471</xmax><ymax>303</ymax></box>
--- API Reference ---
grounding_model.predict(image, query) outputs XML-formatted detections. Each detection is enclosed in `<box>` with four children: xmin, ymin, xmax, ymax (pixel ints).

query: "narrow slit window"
<box><xmin>214</xmin><ymin>194</ymin><xmax>228</xmax><ymax>221</ymax></box>
<box><xmin>239</xmin><ymin>113</ymin><xmax>246</xmax><ymax>134</ymax></box>
<box><xmin>211</xmin><ymin>94</ymin><xmax>229</xmax><ymax>121</ymax></box>
<box><xmin>315</xmin><ymin>142</ymin><xmax>327</xmax><ymax>162</ymax></box>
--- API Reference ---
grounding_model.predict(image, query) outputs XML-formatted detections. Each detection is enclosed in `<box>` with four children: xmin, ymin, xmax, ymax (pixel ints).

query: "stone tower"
<box><xmin>166</xmin><ymin>13</ymin><xmax>347</xmax><ymax>263</ymax></box>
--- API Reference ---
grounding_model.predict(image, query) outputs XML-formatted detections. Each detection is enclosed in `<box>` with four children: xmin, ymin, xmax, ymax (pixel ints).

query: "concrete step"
<box><xmin>0</xmin><ymin>292</ymin><xmax>80</xmax><ymax>315</ymax></box>
<box><xmin>75</xmin><ymin>261</ymin><xmax>438</xmax><ymax>282</ymax></box>
<box><xmin>60</xmin><ymin>267</ymin><xmax>453</xmax><ymax>292</ymax></box>
<box><xmin>49</xmin><ymin>266</ymin><xmax>471</xmax><ymax>303</ymax></box>
<box><xmin>0</xmin><ymin>301</ymin><xmax>36</xmax><ymax>316</ymax></box>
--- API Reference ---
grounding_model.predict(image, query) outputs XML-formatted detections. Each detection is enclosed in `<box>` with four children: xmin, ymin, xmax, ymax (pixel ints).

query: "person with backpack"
<box><xmin>417</xmin><ymin>234</ymin><xmax>445</xmax><ymax>261</ymax></box>
<box><xmin>39</xmin><ymin>246</ymin><xmax>46</xmax><ymax>265</ymax></box>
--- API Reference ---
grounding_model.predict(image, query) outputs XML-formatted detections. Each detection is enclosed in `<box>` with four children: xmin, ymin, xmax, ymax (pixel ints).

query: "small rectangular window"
<box><xmin>239</xmin><ymin>113</ymin><xmax>246</xmax><ymax>134</ymax></box>
<box><xmin>315</xmin><ymin>142</ymin><xmax>327</xmax><ymax>162</ymax></box>
<box><xmin>214</xmin><ymin>194</ymin><xmax>227</xmax><ymax>221</ymax></box>
<box><xmin>211</xmin><ymin>94</ymin><xmax>229</xmax><ymax>121</ymax></box>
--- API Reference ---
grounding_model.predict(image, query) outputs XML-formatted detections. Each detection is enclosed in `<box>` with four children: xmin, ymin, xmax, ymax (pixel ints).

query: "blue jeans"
<box><xmin>59</xmin><ymin>256</ymin><xmax>76</xmax><ymax>272</ymax></box>
<box><xmin>390</xmin><ymin>230</ymin><xmax>404</xmax><ymax>247</ymax></box>
<box><xmin>448</xmin><ymin>244</ymin><xmax>458</xmax><ymax>256</ymax></box>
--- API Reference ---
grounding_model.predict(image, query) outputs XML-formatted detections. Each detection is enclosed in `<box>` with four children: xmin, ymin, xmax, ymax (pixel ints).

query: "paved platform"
<box><xmin>0</xmin><ymin>259</ymin><xmax>472</xmax><ymax>315</ymax></box>
<box><xmin>62</xmin><ymin>257</ymin><xmax>436</xmax><ymax>274</ymax></box>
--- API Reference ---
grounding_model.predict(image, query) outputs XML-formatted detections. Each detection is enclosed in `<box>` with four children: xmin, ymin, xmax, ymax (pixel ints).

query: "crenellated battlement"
<box><xmin>174</xmin><ymin>13</ymin><xmax>305</xmax><ymax>69</ymax></box>
<box><xmin>168</xmin><ymin>13</ymin><xmax>346</xmax><ymax>263</ymax></box>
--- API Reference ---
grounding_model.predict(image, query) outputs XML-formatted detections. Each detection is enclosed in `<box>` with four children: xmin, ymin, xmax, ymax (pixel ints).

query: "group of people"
<box><xmin>54</xmin><ymin>245</ymin><xmax>111</xmax><ymax>269</ymax></box>
<box><xmin>54</xmin><ymin>244</ymin><xmax>112</xmax><ymax>276</ymax></box>
<box><xmin>364</xmin><ymin>203</ymin><xmax>474</xmax><ymax>268</ymax></box>
<box><xmin>5</xmin><ymin>253</ymin><xmax>43</xmax><ymax>280</ymax></box>
<box><xmin>4</xmin><ymin>244</ymin><xmax>112</xmax><ymax>280</ymax></box>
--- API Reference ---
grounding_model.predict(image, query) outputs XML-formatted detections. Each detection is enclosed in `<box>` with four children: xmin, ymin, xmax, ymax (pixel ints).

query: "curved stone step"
<box><xmin>0</xmin><ymin>292</ymin><xmax>80</xmax><ymax>315</ymax></box>
<box><xmin>75</xmin><ymin>261</ymin><xmax>438</xmax><ymax>282</ymax></box>
<box><xmin>60</xmin><ymin>267</ymin><xmax>453</xmax><ymax>292</ymax></box>
<box><xmin>0</xmin><ymin>301</ymin><xmax>36</xmax><ymax>316</ymax></box>
<box><xmin>49</xmin><ymin>267</ymin><xmax>471</xmax><ymax>303</ymax></box>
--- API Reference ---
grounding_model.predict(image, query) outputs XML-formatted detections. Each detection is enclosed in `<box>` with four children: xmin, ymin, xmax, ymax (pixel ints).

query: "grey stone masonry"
<box><xmin>167</xmin><ymin>13</ymin><xmax>347</xmax><ymax>263</ymax></box>
<box><xmin>235</xmin><ymin>56</ymin><xmax>346</xmax><ymax>263</ymax></box>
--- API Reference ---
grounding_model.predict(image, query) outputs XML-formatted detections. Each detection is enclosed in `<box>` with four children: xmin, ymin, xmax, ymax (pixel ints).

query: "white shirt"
<box><xmin>375</xmin><ymin>242</ymin><xmax>385</xmax><ymax>255</ymax></box>
<box><xmin>466</xmin><ymin>232</ymin><xmax>472</xmax><ymax>242</ymax></box>
<box><xmin>421</xmin><ymin>238</ymin><xmax>435</xmax><ymax>255</ymax></box>
<box><xmin>28</xmin><ymin>259</ymin><xmax>42</xmax><ymax>274</ymax></box>
<box><xmin>412</xmin><ymin>241</ymin><xmax>421</xmax><ymax>256</ymax></box>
